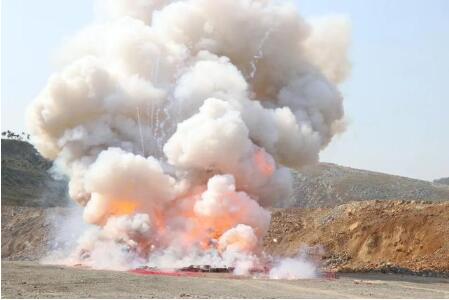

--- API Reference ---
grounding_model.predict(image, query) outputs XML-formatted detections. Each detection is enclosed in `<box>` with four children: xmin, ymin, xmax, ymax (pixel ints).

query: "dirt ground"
<box><xmin>2</xmin><ymin>261</ymin><xmax>449</xmax><ymax>299</ymax></box>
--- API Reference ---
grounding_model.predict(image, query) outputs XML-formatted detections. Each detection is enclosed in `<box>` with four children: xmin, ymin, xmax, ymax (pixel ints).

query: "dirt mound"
<box><xmin>264</xmin><ymin>200</ymin><xmax>449</xmax><ymax>274</ymax></box>
<box><xmin>291</xmin><ymin>163</ymin><xmax>449</xmax><ymax>208</ymax></box>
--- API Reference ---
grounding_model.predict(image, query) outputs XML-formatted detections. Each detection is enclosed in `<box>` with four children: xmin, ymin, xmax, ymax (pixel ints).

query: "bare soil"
<box><xmin>1</xmin><ymin>206</ymin><xmax>69</xmax><ymax>261</ymax></box>
<box><xmin>2</xmin><ymin>261</ymin><xmax>449</xmax><ymax>298</ymax></box>
<box><xmin>265</xmin><ymin>200</ymin><xmax>449</xmax><ymax>274</ymax></box>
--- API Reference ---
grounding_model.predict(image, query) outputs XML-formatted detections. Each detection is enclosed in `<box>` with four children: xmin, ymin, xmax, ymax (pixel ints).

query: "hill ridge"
<box><xmin>2</xmin><ymin>138</ymin><xmax>448</xmax><ymax>208</ymax></box>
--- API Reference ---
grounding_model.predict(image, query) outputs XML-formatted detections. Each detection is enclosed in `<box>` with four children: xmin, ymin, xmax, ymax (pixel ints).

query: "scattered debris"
<box><xmin>179</xmin><ymin>265</ymin><xmax>235</xmax><ymax>273</ymax></box>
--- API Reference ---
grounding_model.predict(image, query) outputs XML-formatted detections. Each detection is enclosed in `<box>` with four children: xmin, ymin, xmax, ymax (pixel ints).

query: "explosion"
<box><xmin>27</xmin><ymin>0</ymin><xmax>350</xmax><ymax>277</ymax></box>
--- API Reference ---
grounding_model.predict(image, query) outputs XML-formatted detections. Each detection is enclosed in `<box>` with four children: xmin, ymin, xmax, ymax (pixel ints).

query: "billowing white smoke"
<box><xmin>269</xmin><ymin>249</ymin><xmax>321</xmax><ymax>279</ymax></box>
<box><xmin>27</xmin><ymin>0</ymin><xmax>350</xmax><ymax>277</ymax></box>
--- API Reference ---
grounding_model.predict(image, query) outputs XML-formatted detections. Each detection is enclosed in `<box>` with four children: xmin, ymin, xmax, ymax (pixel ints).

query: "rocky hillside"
<box><xmin>434</xmin><ymin>177</ymin><xmax>449</xmax><ymax>186</ymax></box>
<box><xmin>1</xmin><ymin>139</ymin><xmax>68</xmax><ymax>207</ymax></box>
<box><xmin>291</xmin><ymin>163</ymin><xmax>449</xmax><ymax>208</ymax></box>
<box><xmin>265</xmin><ymin>200</ymin><xmax>449</xmax><ymax>275</ymax></box>
<box><xmin>1</xmin><ymin>206</ymin><xmax>56</xmax><ymax>260</ymax></box>
<box><xmin>2</xmin><ymin>139</ymin><xmax>448</xmax><ymax>208</ymax></box>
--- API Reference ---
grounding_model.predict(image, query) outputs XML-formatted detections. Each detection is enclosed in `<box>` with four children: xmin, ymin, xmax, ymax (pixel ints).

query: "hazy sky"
<box><xmin>2</xmin><ymin>0</ymin><xmax>448</xmax><ymax>181</ymax></box>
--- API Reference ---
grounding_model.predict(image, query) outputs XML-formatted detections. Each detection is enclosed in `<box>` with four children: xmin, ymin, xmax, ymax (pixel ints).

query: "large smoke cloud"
<box><xmin>27</xmin><ymin>0</ymin><xmax>350</xmax><ymax>277</ymax></box>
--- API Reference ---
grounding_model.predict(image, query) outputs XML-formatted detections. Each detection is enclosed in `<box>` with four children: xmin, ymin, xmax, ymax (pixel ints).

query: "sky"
<box><xmin>1</xmin><ymin>0</ymin><xmax>448</xmax><ymax>181</ymax></box>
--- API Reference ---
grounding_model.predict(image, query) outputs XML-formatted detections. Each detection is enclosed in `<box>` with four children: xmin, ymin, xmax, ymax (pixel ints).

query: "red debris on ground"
<box><xmin>130</xmin><ymin>265</ymin><xmax>340</xmax><ymax>281</ymax></box>
<box><xmin>131</xmin><ymin>267</ymin><xmax>202</xmax><ymax>277</ymax></box>
<box><xmin>323</xmin><ymin>271</ymin><xmax>338</xmax><ymax>280</ymax></box>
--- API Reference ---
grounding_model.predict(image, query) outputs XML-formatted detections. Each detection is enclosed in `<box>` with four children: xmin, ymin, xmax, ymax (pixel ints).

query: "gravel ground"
<box><xmin>2</xmin><ymin>261</ymin><xmax>449</xmax><ymax>299</ymax></box>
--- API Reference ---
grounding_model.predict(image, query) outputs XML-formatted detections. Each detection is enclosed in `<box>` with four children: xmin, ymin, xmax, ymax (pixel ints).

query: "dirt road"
<box><xmin>2</xmin><ymin>261</ymin><xmax>449</xmax><ymax>298</ymax></box>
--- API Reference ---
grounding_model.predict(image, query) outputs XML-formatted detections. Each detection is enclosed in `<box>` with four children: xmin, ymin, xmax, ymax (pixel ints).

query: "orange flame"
<box><xmin>109</xmin><ymin>200</ymin><xmax>137</xmax><ymax>216</ymax></box>
<box><xmin>253</xmin><ymin>148</ymin><xmax>274</xmax><ymax>176</ymax></box>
